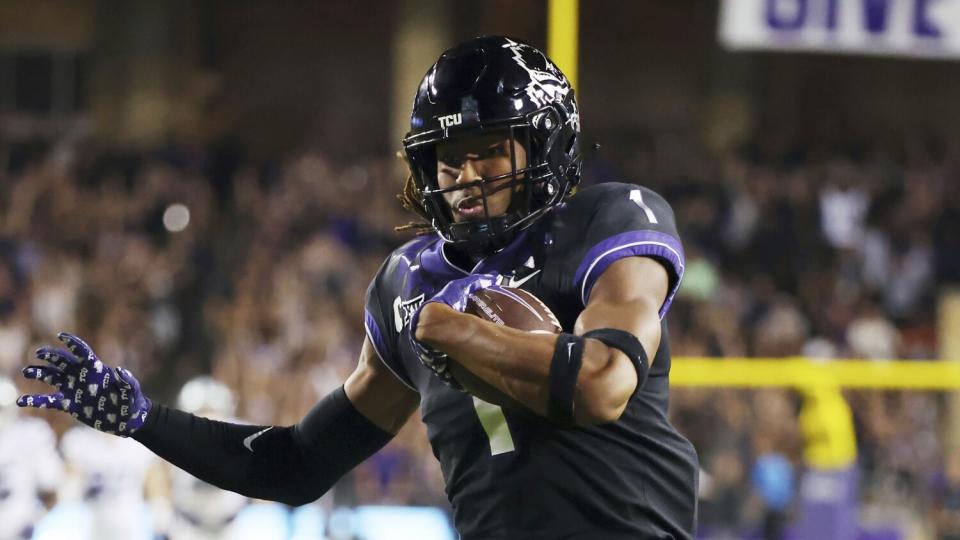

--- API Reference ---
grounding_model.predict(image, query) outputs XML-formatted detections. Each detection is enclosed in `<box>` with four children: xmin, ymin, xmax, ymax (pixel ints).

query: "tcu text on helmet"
<box><xmin>438</xmin><ymin>113</ymin><xmax>462</xmax><ymax>129</ymax></box>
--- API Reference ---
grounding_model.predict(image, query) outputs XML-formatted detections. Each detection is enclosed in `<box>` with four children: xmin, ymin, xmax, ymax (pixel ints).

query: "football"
<box><xmin>465</xmin><ymin>286</ymin><xmax>563</xmax><ymax>334</ymax></box>
<box><xmin>449</xmin><ymin>286</ymin><xmax>562</xmax><ymax>408</ymax></box>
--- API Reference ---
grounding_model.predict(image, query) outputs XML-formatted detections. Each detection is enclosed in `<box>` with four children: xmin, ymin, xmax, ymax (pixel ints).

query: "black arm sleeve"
<box><xmin>132</xmin><ymin>386</ymin><xmax>393</xmax><ymax>506</ymax></box>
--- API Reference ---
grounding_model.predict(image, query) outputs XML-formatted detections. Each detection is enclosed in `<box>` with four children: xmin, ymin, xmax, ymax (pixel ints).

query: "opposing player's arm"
<box><xmin>416</xmin><ymin>256</ymin><xmax>667</xmax><ymax>426</ymax></box>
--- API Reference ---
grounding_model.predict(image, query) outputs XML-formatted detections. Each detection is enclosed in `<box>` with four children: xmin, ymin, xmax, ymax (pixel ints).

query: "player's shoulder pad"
<box><xmin>564</xmin><ymin>181</ymin><xmax>684</xmax><ymax>315</ymax></box>
<box><xmin>563</xmin><ymin>181</ymin><xmax>634</xmax><ymax>209</ymax></box>
<box><xmin>563</xmin><ymin>181</ymin><xmax>676</xmax><ymax>228</ymax></box>
<box><xmin>567</xmin><ymin>180</ymin><xmax>658</xmax><ymax>207</ymax></box>
<box><xmin>363</xmin><ymin>234</ymin><xmax>432</xmax><ymax>392</ymax></box>
<box><xmin>366</xmin><ymin>236</ymin><xmax>428</xmax><ymax>329</ymax></box>
<box><xmin>572</xmin><ymin>180</ymin><xmax>642</xmax><ymax>200</ymax></box>
<box><xmin>377</xmin><ymin>234</ymin><xmax>437</xmax><ymax>284</ymax></box>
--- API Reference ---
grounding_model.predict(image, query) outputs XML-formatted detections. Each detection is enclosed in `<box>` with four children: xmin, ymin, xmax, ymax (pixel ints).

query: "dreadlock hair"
<box><xmin>395</xmin><ymin>152</ymin><xmax>436</xmax><ymax>236</ymax></box>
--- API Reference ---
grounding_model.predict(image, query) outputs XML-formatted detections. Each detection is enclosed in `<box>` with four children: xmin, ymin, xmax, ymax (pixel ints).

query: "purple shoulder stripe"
<box><xmin>363</xmin><ymin>309</ymin><xmax>418</xmax><ymax>391</ymax></box>
<box><xmin>574</xmin><ymin>230</ymin><xmax>685</xmax><ymax>319</ymax></box>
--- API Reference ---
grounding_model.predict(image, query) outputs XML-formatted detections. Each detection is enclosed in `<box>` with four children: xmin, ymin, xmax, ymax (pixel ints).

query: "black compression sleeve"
<box><xmin>133</xmin><ymin>386</ymin><xmax>393</xmax><ymax>506</ymax></box>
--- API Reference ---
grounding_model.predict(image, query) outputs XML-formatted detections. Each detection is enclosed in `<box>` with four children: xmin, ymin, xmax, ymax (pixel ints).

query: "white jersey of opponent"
<box><xmin>166</xmin><ymin>463</ymin><xmax>249</xmax><ymax>540</ymax></box>
<box><xmin>60</xmin><ymin>426</ymin><xmax>158</xmax><ymax>540</ymax></box>
<box><xmin>0</xmin><ymin>417</ymin><xmax>63</xmax><ymax>540</ymax></box>
<box><xmin>166</xmin><ymin>379</ymin><xmax>249</xmax><ymax>540</ymax></box>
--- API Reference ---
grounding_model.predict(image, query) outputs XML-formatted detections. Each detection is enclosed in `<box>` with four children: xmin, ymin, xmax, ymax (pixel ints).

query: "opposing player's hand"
<box><xmin>408</xmin><ymin>273</ymin><xmax>499</xmax><ymax>389</ymax></box>
<box><xmin>17</xmin><ymin>332</ymin><xmax>151</xmax><ymax>436</ymax></box>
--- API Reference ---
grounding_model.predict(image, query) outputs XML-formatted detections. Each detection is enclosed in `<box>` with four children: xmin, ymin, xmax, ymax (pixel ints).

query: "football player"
<box><xmin>60</xmin><ymin>409</ymin><xmax>158</xmax><ymax>540</ymax></box>
<box><xmin>0</xmin><ymin>375</ymin><xmax>63</xmax><ymax>540</ymax></box>
<box><xmin>18</xmin><ymin>36</ymin><xmax>697</xmax><ymax>539</ymax></box>
<box><xmin>160</xmin><ymin>376</ymin><xmax>250</xmax><ymax>540</ymax></box>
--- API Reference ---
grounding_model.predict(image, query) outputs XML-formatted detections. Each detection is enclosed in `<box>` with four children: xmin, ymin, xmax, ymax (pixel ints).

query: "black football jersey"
<box><xmin>364</xmin><ymin>182</ymin><xmax>698</xmax><ymax>539</ymax></box>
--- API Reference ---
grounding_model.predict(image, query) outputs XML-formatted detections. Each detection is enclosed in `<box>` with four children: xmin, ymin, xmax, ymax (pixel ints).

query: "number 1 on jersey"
<box><xmin>629</xmin><ymin>189</ymin><xmax>658</xmax><ymax>224</ymax></box>
<box><xmin>472</xmin><ymin>397</ymin><xmax>515</xmax><ymax>455</ymax></box>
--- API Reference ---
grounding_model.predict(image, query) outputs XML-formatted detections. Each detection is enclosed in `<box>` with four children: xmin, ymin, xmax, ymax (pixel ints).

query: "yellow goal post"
<box><xmin>670</xmin><ymin>357</ymin><xmax>960</xmax><ymax>470</ymax></box>
<box><xmin>671</xmin><ymin>357</ymin><xmax>960</xmax><ymax>390</ymax></box>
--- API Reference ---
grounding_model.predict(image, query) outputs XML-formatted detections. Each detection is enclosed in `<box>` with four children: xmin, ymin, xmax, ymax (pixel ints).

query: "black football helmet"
<box><xmin>402</xmin><ymin>36</ymin><xmax>582</xmax><ymax>251</ymax></box>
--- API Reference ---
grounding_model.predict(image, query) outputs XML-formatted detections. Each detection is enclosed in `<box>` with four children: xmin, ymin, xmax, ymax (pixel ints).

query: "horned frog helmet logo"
<box><xmin>500</xmin><ymin>38</ymin><xmax>580</xmax><ymax>132</ymax></box>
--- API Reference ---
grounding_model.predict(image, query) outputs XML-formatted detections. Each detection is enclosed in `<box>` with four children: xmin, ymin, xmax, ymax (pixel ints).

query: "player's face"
<box><xmin>436</xmin><ymin>131</ymin><xmax>527</xmax><ymax>223</ymax></box>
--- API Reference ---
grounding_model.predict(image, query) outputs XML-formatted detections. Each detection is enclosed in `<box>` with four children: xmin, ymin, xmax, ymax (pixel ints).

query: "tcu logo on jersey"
<box><xmin>438</xmin><ymin>113</ymin><xmax>462</xmax><ymax>129</ymax></box>
<box><xmin>393</xmin><ymin>294</ymin><xmax>425</xmax><ymax>332</ymax></box>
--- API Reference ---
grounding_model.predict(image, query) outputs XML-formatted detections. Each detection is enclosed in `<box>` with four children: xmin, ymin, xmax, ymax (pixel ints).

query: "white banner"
<box><xmin>719</xmin><ymin>0</ymin><xmax>960</xmax><ymax>60</ymax></box>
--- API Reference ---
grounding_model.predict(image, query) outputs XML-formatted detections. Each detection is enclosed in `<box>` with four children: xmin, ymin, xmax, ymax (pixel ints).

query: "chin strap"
<box><xmin>446</xmin><ymin>214</ymin><xmax>519</xmax><ymax>251</ymax></box>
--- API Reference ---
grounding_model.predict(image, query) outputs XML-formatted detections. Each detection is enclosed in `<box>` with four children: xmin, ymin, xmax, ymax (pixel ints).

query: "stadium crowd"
<box><xmin>2</xmin><ymin>127</ymin><xmax>960</xmax><ymax>537</ymax></box>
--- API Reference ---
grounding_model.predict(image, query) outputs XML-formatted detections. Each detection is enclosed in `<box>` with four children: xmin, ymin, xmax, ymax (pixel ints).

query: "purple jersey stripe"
<box><xmin>574</xmin><ymin>230</ymin><xmax>685</xmax><ymax>319</ymax></box>
<box><xmin>363</xmin><ymin>309</ymin><xmax>418</xmax><ymax>391</ymax></box>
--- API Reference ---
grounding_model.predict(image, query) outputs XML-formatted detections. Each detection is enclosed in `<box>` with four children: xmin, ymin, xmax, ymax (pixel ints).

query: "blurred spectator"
<box><xmin>700</xmin><ymin>447</ymin><xmax>748</xmax><ymax>538</ymax></box>
<box><xmin>846</xmin><ymin>299</ymin><xmax>901</xmax><ymax>360</ymax></box>
<box><xmin>819</xmin><ymin>160</ymin><xmax>869</xmax><ymax>251</ymax></box>
<box><xmin>750</xmin><ymin>434</ymin><xmax>795</xmax><ymax>540</ymax></box>
<box><xmin>931</xmin><ymin>452</ymin><xmax>960</xmax><ymax>540</ymax></box>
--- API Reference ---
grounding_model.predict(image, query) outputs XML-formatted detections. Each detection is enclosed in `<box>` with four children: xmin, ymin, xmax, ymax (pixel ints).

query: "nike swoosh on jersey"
<box><xmin>506</xmin><ymin>269</ymin><xmax>541</xmax><ymax>288</ymax></box>
<box><xmin>243</xmin><ymin>427</ymin><xmax>273</xmax><ymax>452</ymax></box>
